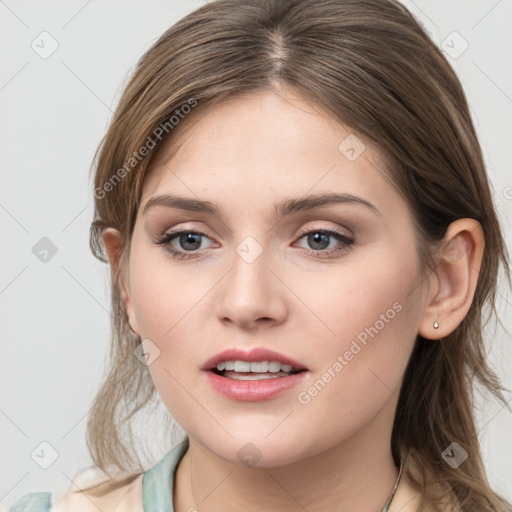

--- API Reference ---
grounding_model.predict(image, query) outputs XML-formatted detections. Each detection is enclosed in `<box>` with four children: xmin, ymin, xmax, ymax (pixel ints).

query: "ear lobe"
<box><xmin>418</xmin><ymin>219</ymin><xmax>484</xmax><ymax>340</ymax></box>
<box><xmin>101</xmin><ymin>228</ymin><xmax>140</xmax><ymax>336</ymax></box>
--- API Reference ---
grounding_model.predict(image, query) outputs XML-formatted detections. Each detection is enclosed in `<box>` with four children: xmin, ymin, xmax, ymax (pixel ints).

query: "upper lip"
<box><xmin>202</xmin><ymin>347</ymin><xmax>308</xmax><ymax>371</ymax></box>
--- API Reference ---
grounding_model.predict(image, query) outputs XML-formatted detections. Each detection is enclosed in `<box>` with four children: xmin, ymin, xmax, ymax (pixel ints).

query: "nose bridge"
<box><xmin>215</xmin><ymin>234</ymin><xmax>287</xmax><ymax>328</ymax></box>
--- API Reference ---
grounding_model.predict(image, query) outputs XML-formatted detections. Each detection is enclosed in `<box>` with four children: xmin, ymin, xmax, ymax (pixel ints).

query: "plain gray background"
<box><xmin>1</xmin><ymin>0</ymin><xmax>511</xmax><ymax>509</ymax></box>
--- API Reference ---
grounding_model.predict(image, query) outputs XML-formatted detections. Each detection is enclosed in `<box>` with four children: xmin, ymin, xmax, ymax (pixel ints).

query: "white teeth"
<box><xmin>234</xmin><ymin>361</ymin><xmax>250</xmax><ymax>372</ymax></box>
<box><xmin>226</xmin><ymin>372</ymin><xmax>288</xmax><ymax>381</ymax></box>
<box><xmin>268</xmin><ymin>361</ymin><xmax>282</xmax><ymax>372</ymax></box>
<box><xmin>215</xmin><ymin>360</ymin><xmax>296</xmax><ymax>373</ymax></box>
<box><xmin>250</xmin><ymin>361</ymin><xmax>268</xmax><ymax>372</ymax></box>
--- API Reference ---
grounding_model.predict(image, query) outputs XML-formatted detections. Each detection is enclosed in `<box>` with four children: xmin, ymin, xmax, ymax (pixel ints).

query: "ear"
<box><xmin>102</xmin><ymin>228</ymin><xmax>140</xmax><ymax>337</ymax></box>
<box><xmin>418</xmin><ymin>218</ymin><xmax>485</xmax><ymax>340</ymax></box>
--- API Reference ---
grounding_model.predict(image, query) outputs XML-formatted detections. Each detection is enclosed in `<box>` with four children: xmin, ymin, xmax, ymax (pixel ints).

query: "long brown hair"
<box><xmin>81</xmin><ymin>0</ymin><xmax>511</xmax><ymax>510</ymax></box>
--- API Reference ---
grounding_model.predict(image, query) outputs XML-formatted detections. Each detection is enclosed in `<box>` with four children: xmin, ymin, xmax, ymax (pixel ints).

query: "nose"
<box><xmin>215</xmin><ymin>243</ymin><xmax>288</xmax><ymax>331</ymax></box>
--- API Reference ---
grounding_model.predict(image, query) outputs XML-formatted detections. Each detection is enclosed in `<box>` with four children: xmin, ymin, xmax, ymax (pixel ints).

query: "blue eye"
<box><xmin>295</xmin><ymin>228</ymin><xmax>355</xmax><ymax>258</ymax></box>
<box><xmin>155</xmin><ymin>228</ymin><xmax>354</xmax><ymax>260</ymax></box>
<box><xmin>156</xmin><ymin>230</ymin><xmax>212</xmax><ymax>259</ymax></box>
<box><xmin>299</xmin><ymin>229</ymin><xmax>354</xmax><ymax>256</ymax></box>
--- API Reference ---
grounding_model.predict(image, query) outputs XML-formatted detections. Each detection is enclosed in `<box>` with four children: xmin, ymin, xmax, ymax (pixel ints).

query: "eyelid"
<box><xmin>155</xmin><ymin>219</ymin><xmax>352</xmax><ymax>240</ymax></box>
<box><xmin>294</xmin><ymin>221</ymin><xmax>354</xmax><ymax>238</ymax></box>
<box><xmin>153</xmin><ymin>221</ymin><xmax>213</xmax><ymax>240</ymax></box>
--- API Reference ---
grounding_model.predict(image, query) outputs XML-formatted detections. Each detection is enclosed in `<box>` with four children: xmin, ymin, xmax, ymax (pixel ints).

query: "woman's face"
<box><xmin>123</xmin><ymin>87</ymin><xmax>430</xmax><ymax>466</ymax></box>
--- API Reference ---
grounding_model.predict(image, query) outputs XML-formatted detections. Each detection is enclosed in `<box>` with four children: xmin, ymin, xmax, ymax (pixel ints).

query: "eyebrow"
<box><xmin>141</xmin><ymin>192</ymin><xmax>381</xmax><ymax>218</ymax></box>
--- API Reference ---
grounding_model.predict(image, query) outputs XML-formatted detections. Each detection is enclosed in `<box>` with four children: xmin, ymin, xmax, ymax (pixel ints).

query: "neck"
<box><xmin>174</xmin><ymin>398</ymin><xmax>402</xmax><ymax>512</ymax></box>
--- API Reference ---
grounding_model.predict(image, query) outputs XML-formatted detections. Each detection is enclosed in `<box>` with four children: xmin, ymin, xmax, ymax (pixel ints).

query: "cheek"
<box><xmin>294</xmin><ymin>244</ymin><xmax>421</xmax><ymax>403</ymax></box>
<box><xmin>129</xmin><ymin>271</ymin><xmax>201</xmax><ymax>424</ymax></box>
<box><xmin>291</xmin><ymin>244</ymin><xmax>419</xmax><ymax>351</ymax></box>
<box><xmin>127</xmin><ymin>243</ymin><xmax>216</xmax><ymax>410</ymax></box>
<box><xmin>128</xmin><ymin>241</ymin><xmax>203</xmax><ymax>339</ymax></box>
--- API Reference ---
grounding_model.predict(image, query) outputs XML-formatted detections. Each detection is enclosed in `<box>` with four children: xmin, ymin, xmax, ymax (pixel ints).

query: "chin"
<box><xmin>194</xmin><ymin>430</ymin><xmax>316</xmax><ymax>468</ymax></box>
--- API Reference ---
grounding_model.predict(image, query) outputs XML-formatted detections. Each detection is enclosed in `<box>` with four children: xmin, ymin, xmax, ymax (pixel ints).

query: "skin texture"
<box><xmin>102</xmin><ymin>85</ymin><xmax>484</xmax><ymax>512</ymax></box>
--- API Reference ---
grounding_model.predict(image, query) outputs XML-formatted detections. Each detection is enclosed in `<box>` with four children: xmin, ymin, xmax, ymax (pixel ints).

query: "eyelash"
<box><xmin>155</xmin><ymin>227</ymin><xmax>355</xmax><ymax>260</ymax></box>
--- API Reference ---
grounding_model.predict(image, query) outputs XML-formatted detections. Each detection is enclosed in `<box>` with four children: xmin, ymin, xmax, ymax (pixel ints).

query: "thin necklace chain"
<box><xmin>384</xmin><ymin>458</ymin><xmax>405</xmax><ymax>511</ymax></box>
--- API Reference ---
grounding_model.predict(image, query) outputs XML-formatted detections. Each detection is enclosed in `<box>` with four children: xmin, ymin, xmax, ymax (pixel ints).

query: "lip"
<box><xmin>202</xmin><ymin>347</ymin><xmax>308</xmax><ymax>372</ymax></box>
<box><xmin>205</xmin><ymin>370</ymin><xmax>308</xmax><ymax>401</ymax></box>
<box><xmin>202</xmin><ymin>347</ymin><xmax>309</xmax><ymax>402</ymax></box>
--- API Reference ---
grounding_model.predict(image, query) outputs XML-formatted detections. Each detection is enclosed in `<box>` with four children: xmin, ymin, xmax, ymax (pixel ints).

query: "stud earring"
<box><xmin>433</xmin><ymin>321</ymin><xmax>439</xmax><ymax>329</ymax></box>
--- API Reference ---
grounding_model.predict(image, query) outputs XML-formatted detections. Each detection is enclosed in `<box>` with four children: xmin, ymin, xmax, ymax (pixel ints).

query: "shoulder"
<box><xmin>9</xmin><ymin>472</ymin><xmax>144</xmax><ymax>512</ymax></box>
<box><xmin>51</xmin><ymin>473</ymin><xmax>144</xmax><ymax>512</ymax></box>
<box><xmin>8</xmin><ymin>492</ymin><xmax>52</xmax><ymax>512</ymax></box>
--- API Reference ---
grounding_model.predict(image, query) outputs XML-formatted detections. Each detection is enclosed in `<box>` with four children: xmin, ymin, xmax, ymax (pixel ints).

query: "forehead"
<box><xmin>141</xmin><ymin>88</ymin><xmax>403</xmax><ymax>221</ymax></box>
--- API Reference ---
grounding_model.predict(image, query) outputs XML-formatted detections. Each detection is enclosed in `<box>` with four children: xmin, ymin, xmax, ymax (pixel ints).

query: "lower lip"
<box><xmin>204</xmin><ymin>370</ymin><xmax>308</xmax><ymax>401</ymax></box>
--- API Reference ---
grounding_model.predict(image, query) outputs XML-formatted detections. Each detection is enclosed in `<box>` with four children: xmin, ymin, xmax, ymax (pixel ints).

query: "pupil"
<box><xmin>309</xmin><ymin>232</ymin><xmax>329</xmax><ymax>250</ymax></box>
<box><xmin>181</xmin><ymin>233</ymin><xmax>201</xmax><ymax>250</ymax></box>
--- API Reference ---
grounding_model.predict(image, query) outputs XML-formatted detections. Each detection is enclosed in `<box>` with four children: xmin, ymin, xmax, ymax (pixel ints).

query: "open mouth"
<box><xmin>204</xmin><ymin>356</ymin><xmax>309</xmax><ymax>401</ymax></box>
<box><xmin>210</xmin><ymin>360</ymin><xmax>305</xmax><ymax>381</ymax></box>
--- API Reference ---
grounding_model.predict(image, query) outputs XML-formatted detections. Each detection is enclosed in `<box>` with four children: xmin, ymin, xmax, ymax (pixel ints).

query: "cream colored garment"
<box><xmin>50</xmin><ymin>468</ymin><xmax>144</xmax><ymax>512</ymax></box>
